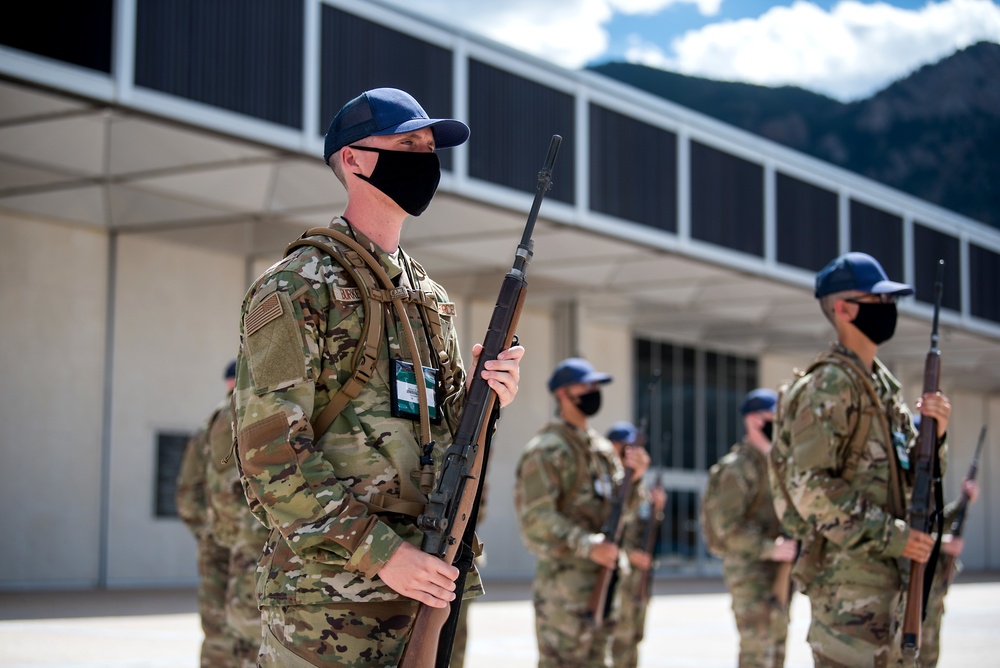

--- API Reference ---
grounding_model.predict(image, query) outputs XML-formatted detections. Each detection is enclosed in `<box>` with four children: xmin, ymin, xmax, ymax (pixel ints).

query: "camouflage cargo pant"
<box><xmin>226</xmin><ymin>529</ymin><xmax>266</xmax><ymax>668</ymax></box>
<box><xmin>728</xmin><ymin>575</ymin><xmax>790</xmax><ymax>668</ymax></box>
<box><xmin>609</xmin><ymin>570</ymin><xmax>649</xmax><ymax>668</ymax></box>
<box><xmin>533</xmin><ymin>590</ymin><xmax>613</xmax><ymax>667</ymax></box>
<box><xmin>197</xmin><ymin>536</ymin><xmax>235</xmax><ymax>668</ymax></box>
<box><xmin>916</xmin><ymin>563</ymin><xmax>951</xmax><ymax>668</ymax></box>
<box><xmin>807</xmin><ymin>583</ymin><xmax>904</xmax><ymax>668</ymax></box>
<box><xmin>258</xmin><ymin>600</ymin><xmax>419</xmax><ymax>667</ymax></box>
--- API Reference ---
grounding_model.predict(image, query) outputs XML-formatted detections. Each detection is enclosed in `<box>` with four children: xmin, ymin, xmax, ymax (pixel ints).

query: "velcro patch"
<box><xmin>246</xmin><ymin>293</ymin><xmax>283</xmax><ymax>337</ymax></box>
<box><xmin>439</xmin><ymin>302</ymin><xmax>456</xmax><ymax>317</ymax></box>
<box><xmin>333</xmin><ymin>286</ymin><xmax>363</xmax><ymax>303</ymax></box>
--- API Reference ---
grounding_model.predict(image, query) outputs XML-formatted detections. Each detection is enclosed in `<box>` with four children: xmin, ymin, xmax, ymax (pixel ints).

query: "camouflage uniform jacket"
<box><xmin>177</xmin><ymin>421</ymin><xmax>210</xmax><ymax>538</ymax></box>
<box><xmin>233</xmin><ymin>218</ymin><xmax>470</xmax><ymax>607</ymax></box>
<box><xmin>514</xmin><ymin>421</ymin><xmax>628</xmax><ymax>574</ymax></box>
<box><xmin>779</xmin><ymin>343</ymin><xmax>944</xmax><ymax>589</ymax></box>
<box><xmin>709</xmin><ymin>441</ymin><xmax>784</xmax><ymax>578</ymax></box>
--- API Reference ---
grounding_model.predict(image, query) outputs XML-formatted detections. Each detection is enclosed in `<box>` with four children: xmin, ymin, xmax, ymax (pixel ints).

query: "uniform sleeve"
<box><xmin>783</xmin><ymin>366</ymin><xmax>909</xmax><ymax>558</ymax></box>
<box><xmin>175</xmin><ymin>425</ymin><xmax>209</xmax><ymax>536</ymax></box>
<box><xmin>713</xmin><ymin>459</ymin><xmax>775</xmax><ymax>560</ymax></box>
<box><xmin>234</xmin><ymin>270</ymin><xmax>403</xmax><ymax>580</ymax></box>
<box><xmin>515</xmin><ymin>440</ymin><xmax>601</xmax><ymax>560</ymax></box>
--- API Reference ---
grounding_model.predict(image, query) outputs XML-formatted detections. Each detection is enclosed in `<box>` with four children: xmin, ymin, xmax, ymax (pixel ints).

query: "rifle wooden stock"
<box><xmin>901</xmin><ymin>260</ymin><xmax>945</xmax><ymax>659</ymax></box>
<box><xmin>942</xmin><ymin>426</ymin><xmax>987</xmax><ymax>590</ymax></box>
<box><xmin>586</xmin><ymin>470</ymin><xmax>635</xmax><ymax>629</ymax></box>
<box><xmin>771</xmin><ymin>562</ymin><xmax>793</xmax><ymax>608</ymax></box>
<box><xmin>400</xmin><ymin>135</ymin><xmax>562</xmax><ymax>668</ymax></box>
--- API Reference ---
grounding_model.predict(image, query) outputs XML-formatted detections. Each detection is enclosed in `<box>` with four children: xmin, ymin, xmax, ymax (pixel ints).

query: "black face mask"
<box><xmin>574</xmin><ymin>390</ymin><xmax>602</xmax><ymax>417</ymax></box>
<box><xmin>761</xmin><ymin>420</ymin><xmax>774</xmax><ymax>442</ymax></box>
<box><xmin>851</xmin><ymin>302</ymin><xmax>898</xmax><ymax>345</ymax></box>
<box><xmin>349</xmin><ymin>145</ymin><xmax>440</xmax><ymax>216</ymax></box>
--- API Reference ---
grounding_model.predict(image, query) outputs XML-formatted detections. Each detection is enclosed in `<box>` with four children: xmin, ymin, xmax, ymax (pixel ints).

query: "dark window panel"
<box><xmin>589</xmin><ymin>104</ymin><xmax>677</xmax><ymax>232</ymax></box>
<box><xmin>635</xmin><ymin>338</ymin><xmax>757</xmax><ymax>473</ymax></box>
<box><xmin>776</xmin><ymin>172</ymin><xmax>839</xmax><ymax>272</ymax></box>
<box><xmin>319</xmin><ymin>6</ymin><xmax>455</xmax><ymax>171</ymax></box>
<box><xmin>154</xmin><ymin>432</ymin><xmax>191</xmax><ymax>518</ymax></box>
<box><xmin>970</xmin><ymin>245</ymin><xmax>1000</xmax><ymax>324</ymax></box>
<box><xmin>135</xmin><ymin>0</ymin><xmax>303</xmax><ymax>128</ymax></box>
<box><xmin>849</xmin><ymin>199</ymin><xmax>904</xmax><ymax>282</ymax></box>
<box><xmin>0</xmin><ymin>1</ymin><xmax>113</xmax><ymax>73</ymax></box>
<box><xmin>467</xmin><ymin>60</ymin><xmax>575</xmax><ymax>205</ymax></box>
<box><xmin>690</xmin><ymin>141</ymin><xmax>764</xmax><ymax>256</ymax></box>
<box><xmin>913</xmin><ymin>224</ymin><xmax>961</xmax><ymax>311</ymax></box>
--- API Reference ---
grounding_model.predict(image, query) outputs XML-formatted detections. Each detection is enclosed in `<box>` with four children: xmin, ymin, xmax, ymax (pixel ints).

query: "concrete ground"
<box><xmin>1</xmin><ymin>572</ymin><xmax>997</xmax><ymax>667</ymax></box>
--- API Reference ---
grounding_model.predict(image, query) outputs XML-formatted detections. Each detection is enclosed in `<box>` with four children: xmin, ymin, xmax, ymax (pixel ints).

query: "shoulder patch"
<box><xmin>438</xmin><ymin>302</ymin><xmax>456</xmax><ymax>317</ymax></box>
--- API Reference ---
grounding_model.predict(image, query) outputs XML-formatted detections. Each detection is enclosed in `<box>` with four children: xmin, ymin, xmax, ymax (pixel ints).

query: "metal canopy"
<box><xmin>2</xmin><ymin>79</ymin><xmax>998</xmax><ymax>391</ymax></box>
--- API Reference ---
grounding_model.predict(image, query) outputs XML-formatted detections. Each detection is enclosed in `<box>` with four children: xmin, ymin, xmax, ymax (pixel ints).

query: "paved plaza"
<box><xmin>1</xmin><ymin>573</ymin><xmax>997</xmax><ymax>667</ymax></box>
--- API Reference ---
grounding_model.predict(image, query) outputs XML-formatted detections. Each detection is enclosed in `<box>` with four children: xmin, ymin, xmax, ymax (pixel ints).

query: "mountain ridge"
<box><xmin>587</xmin><ymin>41</ymin><xmax>1000</xmax><ymax>229</ymax></box>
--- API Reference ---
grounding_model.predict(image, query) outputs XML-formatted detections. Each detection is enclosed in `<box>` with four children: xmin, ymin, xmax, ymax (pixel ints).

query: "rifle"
<box><xmin>585</xmin><ymin>451</ymin><xmax>636</xmax><ymax>629</ymax></box>
<box><xmin>635</xmin><ymin>373</ymin><xmax>665</xmax><ymax>620</ymax></box>
<box><xmin>586</xmin><ymin>373</ymin><xmax>661</xmax><ymax>628</ymax></box>
<box><xmin>941</xmin><ymin>425</ymin><xmax>987</xmax><ymax>591</ymax></box>
<box><xmin>400</xmin><ymin>135</ymin><xmax>562</xmax><ymax>668</ymax></box>
<box><xmin>901</xmin><ymin>260</ymin><xmax>946</xmax><ymax>659</ymax></box>
<box><xmin>636</xmin><ymin>474</ymin><xmax>664</xmax><ymax>605</ymax></box>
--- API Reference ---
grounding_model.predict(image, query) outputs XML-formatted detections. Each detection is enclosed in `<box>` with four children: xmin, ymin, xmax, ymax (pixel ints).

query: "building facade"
<box><xmin>1</xmin><ymin>0</ymin><xmax>998</xmax><ymax>589</ymax></box>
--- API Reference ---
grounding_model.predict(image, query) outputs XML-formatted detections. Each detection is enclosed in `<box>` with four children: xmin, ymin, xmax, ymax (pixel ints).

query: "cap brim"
<box><xmin>870</xmin><ymin>279</ymin><xmax>914</xmax><ymax>297</ymax></box>
<box><xmin>372</xmin><ymin>118</ymin><xmax>470</xmax><ymax>148</ymax></box>
<box><xmin>581</xmin><ymin>371</ymin><xmax>613</xmax><ymax>385</ymax></box>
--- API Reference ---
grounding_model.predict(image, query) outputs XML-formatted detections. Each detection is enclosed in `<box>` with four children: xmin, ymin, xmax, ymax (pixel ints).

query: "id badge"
<box><xmin>892</xmin><ymin>431</ymin><xmax>910</xmax><ymax>470</ymax></box>
<box><xmin>390</xmin><ymin>359</ymin><xmax>441</xmax><ymax>424</ymax></box>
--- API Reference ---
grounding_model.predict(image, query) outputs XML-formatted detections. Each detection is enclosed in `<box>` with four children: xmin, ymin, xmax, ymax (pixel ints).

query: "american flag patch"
<box><xmin>245</xmin><ymin>293</ymin><xmax>283</xmax><ymax>337</ymax></box>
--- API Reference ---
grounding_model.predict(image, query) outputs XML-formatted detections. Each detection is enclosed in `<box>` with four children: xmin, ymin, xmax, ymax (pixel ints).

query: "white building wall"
<box><xmin>0</xmin><ymin>215</ymin><xmax>108</xmax><ymax>588</ymax></box>
<box><xmin>104</xmin><ymin>233</ymin><xmax>245</xmax><ymax>586</ymax></box>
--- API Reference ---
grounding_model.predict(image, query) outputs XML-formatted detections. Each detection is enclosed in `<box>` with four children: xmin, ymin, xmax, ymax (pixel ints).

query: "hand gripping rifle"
<box><xmin>902</xmin><ymin>260</ymin><xmax>947</xmax><ymax>659</ymax></box>
<box><xmin>941</xmin><ymin>425</ymin><xmax>987</xmax><ymax>592</ymax></box>
<box><xmin>400</xmin><ymin>135</ymin><xmax>562</xmax><ymax>668</ymax></box>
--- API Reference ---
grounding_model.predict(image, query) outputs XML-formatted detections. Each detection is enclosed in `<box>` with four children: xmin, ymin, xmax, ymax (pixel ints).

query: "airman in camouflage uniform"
<box><xmin>177</xmin><ymin>361</ymin><xmax>269</xmax><ymax>667</ymax></box>
<box><xmin>514</xmin><ymin>359</ymin><xmax>650</xmax><ymax>668</ymax></box>
<box><xmin>606</xmin><ymin>421</ymin><xmax>666</xmax><ymax>668</ymax></box>
<box><xmin>232</xmin><ymin>88</ymin><xmax>523</xmax><ymax>667</ymax></box>
<box><xmin>771</xmin><ymin>253</ymin><xmax>951</xmax><ymax>668</ymax></box>
<box><xmin>701</xmin><ymin>389</ymin><xmax>797</xmax><ymax>668</ymax></box>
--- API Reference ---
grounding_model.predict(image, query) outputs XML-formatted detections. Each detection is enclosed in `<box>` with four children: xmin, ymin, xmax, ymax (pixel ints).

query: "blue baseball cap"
<box><xmin>814</xmin><ymin>252</ymin><xmax>914</xmax><ymax>298</ymax></box>
<box><xmin>606</xmin><ymin>421</ymin><xmax>638</xmax><ymax>444</ymax></box>
<box><xmin>323</xmin><ymin>88</ymin><xmax>470</xmax><ymax>164</ymax></box>
<box><xmin>547</xmin><ymin>358</ymin><xmax>613</xmax><ymax>392</ymax></box>
<box><xmin>224</xmin><ymin>359</ymin><xmax>237</xmax><ymax>380</ymax></box>
<box><xmin>740</xmin><ymin>388</ymin><xmax>777</xmax><ymax>416</ymax></box>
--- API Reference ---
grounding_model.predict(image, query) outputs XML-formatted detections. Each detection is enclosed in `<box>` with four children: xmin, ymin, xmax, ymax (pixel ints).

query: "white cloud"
<box><xmin>627</xmin><ymin>0</ymin><xmax>1000</xmax><ymax>100</ymax></box>
<box><xmin>381</xmin><ymin>0</ymin><xmax>723</xmax><ymax>69</ymax></box>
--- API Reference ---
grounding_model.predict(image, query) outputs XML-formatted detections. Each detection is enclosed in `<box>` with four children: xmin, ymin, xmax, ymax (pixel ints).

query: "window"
<box><xmin>154</xmin><ymin>432</ymin><xmax>192</xmax><ymax>518</ymax></box>
<box><xmin>690</xmin><ymin>142</ymin><xmax>764</xmax><ymax>256</ymax></box>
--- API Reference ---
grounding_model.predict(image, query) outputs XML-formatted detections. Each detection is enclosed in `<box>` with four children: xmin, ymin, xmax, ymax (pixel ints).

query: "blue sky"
<box><xmin>382</xmin><ymin>0</ymin><xmax>1000</xmax><ymax>101</ymax></box>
